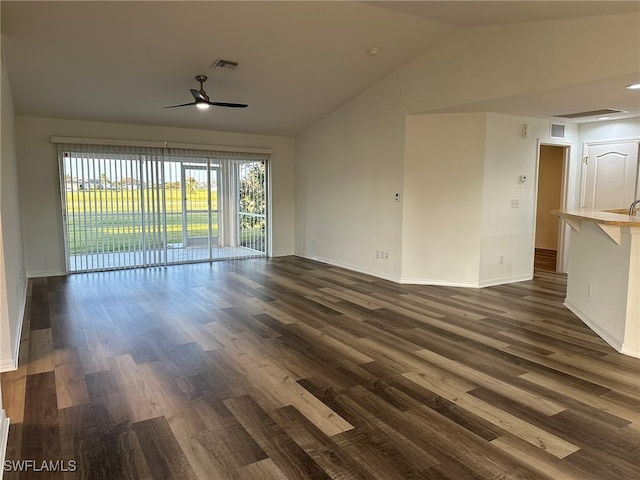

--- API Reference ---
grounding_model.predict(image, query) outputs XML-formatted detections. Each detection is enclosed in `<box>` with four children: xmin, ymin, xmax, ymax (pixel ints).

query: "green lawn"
<box><xmin>65</xmin><ymin>188</ymin><xmax>214</xmax><ymax>213</ymax></box>
<box><xmin>65</xmin><ymin>189</ymin><xmax>264</xmax><ymax>254</ymax></box>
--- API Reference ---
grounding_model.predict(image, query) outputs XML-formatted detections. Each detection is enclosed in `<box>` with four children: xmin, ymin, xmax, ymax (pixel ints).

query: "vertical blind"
<box><xmin>58</xmin><ymin>143</ymin><xmax>269</xmax><ymax>273</ymax></box>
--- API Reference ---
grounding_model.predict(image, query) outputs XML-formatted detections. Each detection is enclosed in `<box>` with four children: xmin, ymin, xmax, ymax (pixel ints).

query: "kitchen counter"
<box><xmin>552</xmin><ymin>208</ymin><xmax>640</xmax><ymax>228</ymax></box>
<box><xmin>553</xmin><ymin>208</ymin><xmax>639</xmax><ymax>357</ymax></box>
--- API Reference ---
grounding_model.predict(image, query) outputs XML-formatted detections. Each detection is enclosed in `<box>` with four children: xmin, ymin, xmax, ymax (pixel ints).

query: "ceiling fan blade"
<box><xmin>190</xmin><ymin>89</ymin><xmax>207</xmax><ymax>101</ymax></box>
<box><xmin>208</xmin><ymin>102</ymin><xmax>249</xmax><ymax>108</ymax></box>
<box><xmin>164</xmin><ymin>102</ymin><xmax>197</xmax><ymax>109</ymax></box>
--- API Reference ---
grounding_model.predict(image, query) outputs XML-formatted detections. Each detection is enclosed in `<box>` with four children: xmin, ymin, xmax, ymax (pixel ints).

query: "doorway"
<box><xmin>534</xmin><ymin>143</ymin><xmax>570</xmax><ymax>273</ymax></box>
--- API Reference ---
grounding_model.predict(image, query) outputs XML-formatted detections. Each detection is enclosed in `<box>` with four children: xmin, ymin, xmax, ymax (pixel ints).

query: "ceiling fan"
<box><xmin>164</xmin><ymin>75</ymin><xmax>248</xmax><ymax>110</ymax></box>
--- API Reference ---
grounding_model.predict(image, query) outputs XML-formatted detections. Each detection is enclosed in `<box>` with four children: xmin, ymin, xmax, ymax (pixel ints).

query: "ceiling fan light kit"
<box><xmin>164</xmin><ymin>75</ymin><xmax>248</xmax><ymax>110</ymax></box>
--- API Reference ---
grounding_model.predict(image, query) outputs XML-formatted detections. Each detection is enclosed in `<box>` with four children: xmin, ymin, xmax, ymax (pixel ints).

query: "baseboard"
<box><xmin>399</xmin><ymin>277</ymin><xmax>481</xmax><ymax>288</ymax></box>
<box><xmin>27</xmin><ymin>270</ymin><xmax>67</xmax><ymax>279</ymax></box>
<box><xmin>0</xmin><ymin>409</ymin><xmax>9</xmax><ymax>480</ymax></box>
<box><xmin>400</xmin><ymin>274</ymin><xmax>532</xmax><ymax>288</ymax></box>
<box><xmin>295</xmin><ymin>253</ymin><xmax>533</xmax><ymax>288</ymax></box>
<box><xmin>296</xmin><ymin>253</ymin><xmax>402</xmax><ymax>283</ymax></box>
<box><xmin>620</xmin><ymin>342</ymin><xmax>640</xmax><ymax>358</ymax></box>
<box><xmin>0</xmin><ymin>276</ymin><xmax>28</xmax><ymax>373</ymax></box>
<box><xmin>271</xmin><ymin>250</ymin><xmax>295</xmax><ymax>258</ymax></box>
<box><xmin>0</xmin><ymin>358</ymin><xmax>17</xmax><ymax>372</ymax></box>
<box><xmin>564</xmin><ymin>300</ymin><xmax>630</xmax><ymax>356</ymax></box>
<box><xmin>479</xmin><ymin>273</ymin><xmax>533</xmax><ymax>288</ymax></box>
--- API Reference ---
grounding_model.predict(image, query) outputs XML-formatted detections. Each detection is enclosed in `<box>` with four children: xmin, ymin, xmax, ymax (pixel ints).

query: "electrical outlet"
<box><xmin>384</xmin><ymin>251</ymin><xmax>389</xmax><ymax>260</ymax></box>
<box><xmin>499</xmin><ymin>255</ymin><xmax>504</xmax><ymax>264</ymax></box>
<box><xmin>587</xmin><ymin>283</ymin><xmax>592</xmax><ymax>296</ymax></box>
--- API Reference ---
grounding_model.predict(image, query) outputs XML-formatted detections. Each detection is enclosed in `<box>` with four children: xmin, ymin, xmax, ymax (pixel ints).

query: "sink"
<box><xmin>602</xmin><ymin>208</ymin><xmax>640</xmax><ymax>216</ymax></box>
<box><xmin>603</xmin><ymin>208</ymin><xmax>631</xmax><ymax>214</ymax></box>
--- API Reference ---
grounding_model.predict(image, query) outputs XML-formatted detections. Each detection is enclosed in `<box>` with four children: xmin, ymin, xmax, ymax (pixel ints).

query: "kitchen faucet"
<box><xmin>629</xmin><ymin>199</ymin><xmax>640</xmax><ymax>216</ymax></box>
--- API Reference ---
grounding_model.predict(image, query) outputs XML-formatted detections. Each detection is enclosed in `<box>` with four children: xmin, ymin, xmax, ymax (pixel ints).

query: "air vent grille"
<box><xmin>211</xmin><ymin>58</ymin><xmax>239</xmax><ymax>72</ymax></box>
<box><xmin>550</xmin><ymin>123</ymin><xmax>565</xmax><ymax>139</ymax></box>
<box><xmin>554</xmin><ymin>108</ymin><xmax>625</xmax><ymax>119</ymax></box>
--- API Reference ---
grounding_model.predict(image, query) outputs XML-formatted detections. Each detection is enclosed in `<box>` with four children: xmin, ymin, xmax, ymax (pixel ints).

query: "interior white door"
<box><xmin>582</xmin><ymin>141</ymin><xmax>639</xmax><ymax>209</ymax></box>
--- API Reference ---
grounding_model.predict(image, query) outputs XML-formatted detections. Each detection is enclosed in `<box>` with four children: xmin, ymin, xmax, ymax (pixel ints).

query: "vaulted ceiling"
<box><xmin>2</xmin><ymin>1</ymin><xmax>639</xmax><ymax>136</ymax></box>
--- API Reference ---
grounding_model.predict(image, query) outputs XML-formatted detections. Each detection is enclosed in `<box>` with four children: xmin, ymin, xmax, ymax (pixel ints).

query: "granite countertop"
<box><xmin>552</xmin><ymin>208</ymin><xmax>640</xmax><ymax>227</ymax></box>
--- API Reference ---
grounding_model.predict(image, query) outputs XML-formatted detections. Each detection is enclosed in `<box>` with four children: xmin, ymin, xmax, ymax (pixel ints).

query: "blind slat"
<box><xmin>58</xmin><ymin>143</ymin><xmax>268</xmax><ymax>273</ymax></box>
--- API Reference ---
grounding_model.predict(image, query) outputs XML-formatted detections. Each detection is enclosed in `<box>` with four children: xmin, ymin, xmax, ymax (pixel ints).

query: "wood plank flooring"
<box><xmin>534</xmin><ymin>249</ymin><xmax>557</xmax><ymax>273</ymax></box>
<box><xmin>2</xmin><ymin>256</ymin><xmax>639</xmax><ymax>479</ymax></box>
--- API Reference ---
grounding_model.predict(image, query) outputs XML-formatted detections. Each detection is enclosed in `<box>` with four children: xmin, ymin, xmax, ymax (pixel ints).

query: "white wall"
<box><xmin>295</xmin><ymin>70</ymin><xmax>407</xmax><ymax>280</ymax></box>
<box><xmin>401</xmin><ymin>113</ymin><xmax>485</xmax><ymax>285</ymax></box>
<box><xmin>578</xmin><ymin>117</ymin><xmax>640</xmax><ymax>144</ymax></box>
<box><xmin>296</xmin><ymin>13</ymin><xmax>629</xmax><ymax>285</ymax></box>
<box><xmin>478</xmin><ymin>114</ymin><xmax>578</xmax><ymax>286</ymax></box>
<box><xmin>0</xmin><ymin>9</ymin><xmax>10</xmax><ymax>470</ymax></box>
<box><xmin>16</xmin><ymin>116</ymin><xmax>295</xmax><ymax>277</ymax></box>
<box><xmin>401</xmin><ymin>112</ymin><xmax>580</xmax><ymax>287</ymax></box>
<box><xmin>0</xmin><ymin>54</ymin><xmax>27</xmax><ymax>372</ymax></box>
<box><xmin>404</xmin><ymin>13</ymin><xmax>640</xmax><ymax>114</ymax></box>
<box><xmin>1</xmin><ymin>37</ymin><xmax>28</xmax><ymax>471</ymax></box>
<box><xmin>564</xmin><ymin>222</ymin><xmax>639</xmax><ymax>356</ymax></box>
<box><xmin>572</xmin><ymin>118</ymin><xmax>640</xmax><ymax>357</ymax></box>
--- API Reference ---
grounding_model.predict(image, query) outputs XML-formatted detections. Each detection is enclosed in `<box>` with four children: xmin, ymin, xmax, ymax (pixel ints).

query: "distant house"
<box><xmin>122</xmin><ymin>178</ymin><xmax>140</xmax><ymax>190</ymax></box>
<box><xmin>77</xmin><ymin>179</ymin><xmax>98</xmax><ymax>190</ymax></box>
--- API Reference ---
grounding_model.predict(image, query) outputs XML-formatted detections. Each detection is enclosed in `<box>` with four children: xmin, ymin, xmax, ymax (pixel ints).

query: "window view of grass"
<box><xmin>65</xmin><ymin>188</ymin><xmax>264</xmax><ymax>255</ymax></box>
<box><xmin>63</xmin><ymin>157</ymin><xmax>267</xmax><ymax>270</ymax></box>
<box><xmin>65</xmin><ymin>188</ymin><xmax>214</xmax><ymax>254</ymax></box>
<box><xmin>239</xmin><ymin>163</ymin><xmax>266</xmax><ymax>252</ymax></box>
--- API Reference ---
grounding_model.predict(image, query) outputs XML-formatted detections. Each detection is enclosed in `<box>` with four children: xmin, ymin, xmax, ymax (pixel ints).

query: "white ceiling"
<box><xmin>2</xmin><ymin>1</ymin><xmax>639</xmax><ymax>137</ymax></box>
<box><xmin>369</xmin><ymin>1</ymin><xmax>640</xmax><ymax>27</ymax></box>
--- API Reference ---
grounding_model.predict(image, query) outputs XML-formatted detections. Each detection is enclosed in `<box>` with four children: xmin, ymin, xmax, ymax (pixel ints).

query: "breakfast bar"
<box><xmin>553</xmin><ymin>208</ymin><xmax>640</xmax><ymax>357</ymax></box>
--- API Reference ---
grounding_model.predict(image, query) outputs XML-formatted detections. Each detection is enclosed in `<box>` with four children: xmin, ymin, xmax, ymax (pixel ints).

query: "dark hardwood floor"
<box><xmin>534</xmin><ymin>249</ymin><xmax>557</xmax><ymax>273</ymax></box>
<box><xmin>2</xmin><ymin>256</ymin><xmax>639</xmax><ymax>479</ymax></box>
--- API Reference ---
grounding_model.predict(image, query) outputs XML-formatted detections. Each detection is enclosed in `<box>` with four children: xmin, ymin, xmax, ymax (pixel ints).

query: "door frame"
<box><xmin>533</xmin><ymin>139</ymin><xmax>572</xmax><ymax>273</ymax></box>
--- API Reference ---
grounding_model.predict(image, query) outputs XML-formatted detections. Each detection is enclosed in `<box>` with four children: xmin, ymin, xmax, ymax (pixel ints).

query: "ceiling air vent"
<box><xmin>211</xmin><ymin>58</ymin><xmax>239</xmax><ymax>72</ymax></box>
<box><xmin>550</xmin><ymin>123</ymin><xmax>566</xmax><ymax>139</ymax></box>
<box><xmin>553</xmin><ymin>108</ymin><xmax>626</xmax><ymax>119</ymax></box>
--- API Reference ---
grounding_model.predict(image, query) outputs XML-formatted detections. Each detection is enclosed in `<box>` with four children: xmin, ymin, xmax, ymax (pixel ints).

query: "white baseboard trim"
<box><xmin>0</xmin><ymin>409</ymin><xmax>9</xmax><ymax>480</ymax></box>
<box><xmin>0</xmin><ymin>276</ymin><xmax>28</xmax><ymax>373</ymax></box>
<box><xmin>479</xmin><ymin>273</ymin><xmax>533</xmax><ymax>288</ymax></box>
<box><xmin>27</xmin><ymin>270</ymin><xmax>67</xmax><ymax>279</ymax></box>
<box><xmin>296</xmin><ymin>253</ymin><xmax>402</xmax><ymax>283</ymax></box>
<box><xmin>563</xmin><ymin>300</ymin><xmax>637</xmax><ymax>357</ymax></box>
<box><xmin>271</xmin><ymin>251</ymin><xmax>295</xmax><ymax>258</ymax></box>
<box><xmin>399</xmin><ymin>277</ymin><xmax>481</xmax><ymax>288</ymax></box>
<box><xmin>295</xmin><ymin>254</ymin><xmax>533</xmax><ymax>288</ymax></box>
<box><xmin>620</xmin><ymin>342</ymin><xmax>640</xmax><ymax>358</ymax></box>
<box><xmin>0</xmin><ymin>358</ymin><xmax>17</xmax><ymax>373</ymax></box>
<box><xmin>400</xmin><ymin>275</ymin><xmax>532</xmax><ymax>288</ymax></box>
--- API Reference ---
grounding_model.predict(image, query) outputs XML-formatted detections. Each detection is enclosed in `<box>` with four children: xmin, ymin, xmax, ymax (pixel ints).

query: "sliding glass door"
<box><xmin>238</xmin><ymin>161</ymin><xmax>267</xmax><ymax>252</ymax></box>
<box><xmin>60</xmin><ymin>145</ymin><xmax>268</xmax><ymax>273</ymax></box>
<box><xmin>180</xmin><ymin>164</ymin><xmax>219</xmax><ymax>247</ymax></box>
